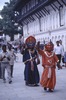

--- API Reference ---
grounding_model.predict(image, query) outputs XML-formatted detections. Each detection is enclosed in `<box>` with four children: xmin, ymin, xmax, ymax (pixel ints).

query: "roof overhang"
<box><xmin>18</xmin><ymin>0</ymin><xmax>55</xmax><ymax>22</ymax></box>
<box><xmin>14</xmin><ymin>0</ymin><xmax>66</xmax><ymax>25</ymax></box>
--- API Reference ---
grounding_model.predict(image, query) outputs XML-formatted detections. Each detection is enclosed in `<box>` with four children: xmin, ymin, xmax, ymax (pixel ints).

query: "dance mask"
<box><xmin>25</xmin><ymin>36</ymin><xmax>36</xmax><ymax>49</ymax></box>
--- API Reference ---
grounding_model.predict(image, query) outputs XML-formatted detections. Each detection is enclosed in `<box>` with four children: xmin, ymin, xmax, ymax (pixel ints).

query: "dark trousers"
<box><xmin>10</xmin><ymin>65</ymin><xmax>13</xmax><ymax>77</ymax></box>
<box><xmin>56</xmin><ymin>54</ymin><xmax>62</xmax><ymax>69</ymax></box>
<box><xmin>56</xmin><ymin>54</ymin><xmax>61</xmax><ymax>64</ymax></box>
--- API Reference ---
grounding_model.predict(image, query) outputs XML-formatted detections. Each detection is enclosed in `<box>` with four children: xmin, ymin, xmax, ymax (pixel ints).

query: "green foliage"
<box><xmin>0</xmin><ymin>0</ymin><xmax>22</xmax><ymax>40</ymax></box>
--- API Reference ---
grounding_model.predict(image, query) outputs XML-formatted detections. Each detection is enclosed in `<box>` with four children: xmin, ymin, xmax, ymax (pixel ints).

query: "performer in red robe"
<box><xmin>37</xmin><ymin>41</ymin><xmax>59</xmax><ymax>92</ymax></box>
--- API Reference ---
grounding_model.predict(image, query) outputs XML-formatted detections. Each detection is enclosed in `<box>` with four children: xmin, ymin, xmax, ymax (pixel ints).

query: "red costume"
<box><xmin>38</xmin><ymin>42</ymin><xmax>59</xmax><ymax>92</ymax></box>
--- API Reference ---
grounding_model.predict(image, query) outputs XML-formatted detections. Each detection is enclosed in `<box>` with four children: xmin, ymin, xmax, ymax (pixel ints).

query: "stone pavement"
<box><xmin>0</xmin><ymin>53</ymin><xmax>66</xmax><ymax>100</ymax></box>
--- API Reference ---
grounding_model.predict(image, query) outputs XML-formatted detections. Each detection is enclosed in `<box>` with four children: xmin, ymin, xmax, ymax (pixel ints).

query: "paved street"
<box><xmin>0</xmin><ymin>53</ymin><xmax>66</xmax><ymax>100</ymax></box>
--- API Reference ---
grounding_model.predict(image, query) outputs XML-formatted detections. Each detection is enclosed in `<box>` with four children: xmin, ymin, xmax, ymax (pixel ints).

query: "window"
<box><xmin>21</xmin><ymin>6</ymin><xmax>26</xmax><ymax>15</ymax></box>
<box><xmin>35</xmin><ymin>0</ymin><xmax>38</xmax><ymax>5</ymax></box>
<box><xmin>39</xmin><ymin>18</ymin><xmax>42</xmax><ymax>31</ymax></box>
<box><xmin>59</xmin><ymin>6</ymin><xmax>65</xmax><ymax>26</ymax></box>
<box><xmin>26</xmin><ymin>3</ymin><xmax>30</xmax><ymax>11</ymax></box>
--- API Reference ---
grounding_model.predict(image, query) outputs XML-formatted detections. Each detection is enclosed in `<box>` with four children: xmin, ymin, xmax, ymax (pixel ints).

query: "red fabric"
<box><xmin>38</xmin><ymin>50</ymin><xmax>58</xmax><ymax>89</ymax></box>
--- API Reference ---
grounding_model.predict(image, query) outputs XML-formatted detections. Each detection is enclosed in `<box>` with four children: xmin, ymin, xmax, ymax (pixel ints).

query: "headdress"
<box><xmin>25</xmin><ymin>36</ymin><xmax>36</xmax><ymax>48</ymax></box>
<box><xmin>45</xmin><ymin>41</ymin><xmax>54</xmax><ymax>51</ymax></box>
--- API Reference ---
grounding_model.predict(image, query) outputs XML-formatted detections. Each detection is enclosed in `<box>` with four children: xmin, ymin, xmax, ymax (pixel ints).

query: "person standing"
<box><xmin>0</xmin><ymin>44</ymin><xmax>12</xmax><ymax>83</ymax></box>
<box><xmin>21</xmin><ymin>36</ymin><xmax>40</xmax><ymax>86</ymax></box>
<box><xmin>64</xmin><ymin>51</ymin><xmax>66</xmax><ymax>67</ymax></box>
<box><xmin>59</xmin><ymin>40</ymin><xmax>64</xmax><ymax>66</ymax></box>
<box><xmin>59</xmin><ymin>40</ymin><xmax>64</xmax><ymax>54</ymax></box>
<box><xmin>8</xmin><ymin>44</ymin><xmax>15</xmax><ymax>78</ymax></box>
<box><xmin>54</xmin><ymin>41</ymin><xmax>63</xmax><ymax>69</ymax></box>
<box><xmin>36</xmin><ymin>41</ymin><xmax>59</xmax><ymax>92</ymax></box>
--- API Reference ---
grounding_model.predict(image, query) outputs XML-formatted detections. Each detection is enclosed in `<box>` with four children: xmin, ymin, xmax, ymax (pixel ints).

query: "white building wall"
<box><xmin>23</xmin><ymin>5</ymin><xmax>66</xmax><ymax>51</ymax></box>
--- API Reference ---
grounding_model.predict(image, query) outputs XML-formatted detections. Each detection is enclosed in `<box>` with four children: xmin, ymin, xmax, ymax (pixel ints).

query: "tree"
<box><xmin>0</xmin><ymin>0</ymin><xmax>22</xmax><ymax>41</ymax></box>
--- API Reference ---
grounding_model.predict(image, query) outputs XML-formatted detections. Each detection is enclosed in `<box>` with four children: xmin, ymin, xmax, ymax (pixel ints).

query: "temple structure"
<box><xmin>14</xmin><ymin>0</ymin><xmax>66</xmax><ymax>50</ymax></box>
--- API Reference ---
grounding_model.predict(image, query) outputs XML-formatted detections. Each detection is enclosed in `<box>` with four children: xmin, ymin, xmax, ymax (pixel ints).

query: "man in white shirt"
<box><xmin>8</xmin><ymin>44</ymin><xmax>15</xmax><ymax>78</ymax></box>
<box><xmin>54</xmin><ymin>41</ymin><xmax>62</xmax><ymax>69</ymax></box>
<box><xmin>59</xmin><ymin>40</ymin><xmax>64</xmax><ymax>65</ymax></box>
<box><xmin>0</xmin><ymin>44</ymin><xmax>12</xmax><ymax>83</ymax></box>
